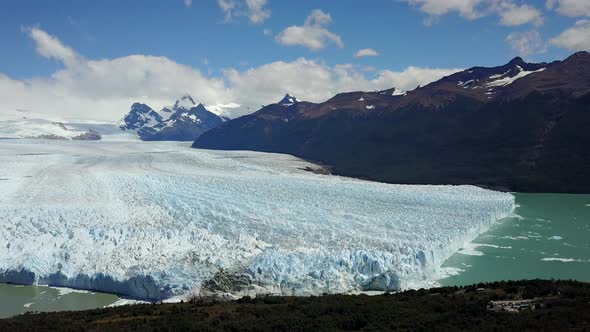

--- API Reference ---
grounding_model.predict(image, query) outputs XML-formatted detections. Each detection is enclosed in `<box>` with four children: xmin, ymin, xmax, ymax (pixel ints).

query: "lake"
<box><xmin>439</xmin><ymin>193</ymin><xmax>590</xmax><ymax>286</ymax></box>
<box><xmin>0</xmin><ymin>284</ymin><xmax>119</xmax><ymax>318</ymax></box>
<box><xmin>1</xmin><ymin>192</ymin><xmax>588</xmax><ymax>318</ymax></box>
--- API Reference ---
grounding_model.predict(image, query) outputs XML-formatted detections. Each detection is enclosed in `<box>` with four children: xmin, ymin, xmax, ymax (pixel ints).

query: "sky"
<box><xmin>0</xmin><ymin>0</ymin><xmax>588</xmax><ymax>122</ymax></box>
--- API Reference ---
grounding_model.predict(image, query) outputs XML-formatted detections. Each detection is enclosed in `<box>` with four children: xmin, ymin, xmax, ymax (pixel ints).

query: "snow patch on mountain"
<box><xmin>486</xmin><ymin>66</ymin><xmax>546</xmax><ymax>88</ymax></box>
<box><xmin>119</xmin><ymin>103</ymin><xmax>163</xmax><ymax>131</ymax></box>
<box><xmin>457</xmin><ymin>79</ymin><xmax>476</xmax><ymax>88</ymax></box>
<box><xmin>378</xmin><ymin>88</ymin><xmax>406</xmax><ymax>96</ymax></box>
<box><xmin>180</xmin><ymin>112</ymin><xmax>200</xmax><ymax>123</ymax></box>
<box><xmin>278</xmin><ymin>94</ymin><xmax>300</xmax><ymax>107</ymax></box>
<box><xmin>391</xmin><ymin>88</ymin><xmax>407</xmax><ymax>96</ymax></box>
<box><xmin>157</xmin><ymin>108</ymin><xmax>175</xmax><ymax>121</ymax></box>
<box><xmin>488</xmin><ymin>70</ymin><xmax>511</xmax><ymax>80</ymax></box>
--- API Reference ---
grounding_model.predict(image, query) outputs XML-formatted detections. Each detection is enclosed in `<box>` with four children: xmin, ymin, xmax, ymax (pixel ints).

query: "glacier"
<box><xmin>0</xmin><ymin>140</ymin><xmax>515</xmax><ymax>300</ymax></box>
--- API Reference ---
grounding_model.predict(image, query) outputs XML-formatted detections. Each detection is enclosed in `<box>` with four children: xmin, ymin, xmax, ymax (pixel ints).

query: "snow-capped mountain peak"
<box><xmin>391</xmin><ymin>88</ymin><xmax>406</xmax><ymax>96</ymax></box>
<box><xmin>507</xmin><ymin>56</ymin><xmax>526</xmax><ymax>66</ymax></box>
<box><xmin>378</xmin><ymin>87</ymin><xmax>407</xmax><ymax>96</ymax></box>
<box><xmin>278</xmin><ymin>94</ymin><xmax>300</xmax><ymax>107</ymax></box>
<box><xmin>447</xmin><ymin>56</ymin><xmax>548</xmax><ymax>97</ymax></box>
<box><xmin>119</xmin><ymin>103</ymin><xmax>162</xmax><ymax>130</ymax></box>
<box><xmin>155</xmin><ymin>95</ymin><xmax>197</xmax><ymax>121</ymax></box>
<box><xmin>120</xmin><ymin>97</ymin><xmax>227</xmax><ymax>141</ymax></box>
<box><xmin>178</xmin><ymin>103</ymin><xmax>207</xmax><ymax>121</ymax></box>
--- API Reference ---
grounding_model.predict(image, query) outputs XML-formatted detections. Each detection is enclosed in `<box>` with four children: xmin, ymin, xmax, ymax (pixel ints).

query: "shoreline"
<box><xmin>2</xmin><ymin>279</ymin><xmax>589</xmax><ymax>330</ymax></box>
<box><xmin>2</xmin><ymin>191</ymin><xmax>589</xmax><ymax>317</ymax></box>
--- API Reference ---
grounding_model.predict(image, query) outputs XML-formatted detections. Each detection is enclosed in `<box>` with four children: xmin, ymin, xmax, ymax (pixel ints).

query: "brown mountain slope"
<box><xmin>193</xmin><ymin>52</ymin><xmax>590</xmax><ymax>193</ymax></box>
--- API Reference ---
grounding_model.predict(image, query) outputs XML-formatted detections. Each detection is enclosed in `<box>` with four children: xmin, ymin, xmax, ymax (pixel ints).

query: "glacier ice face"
<box><xmin>0</xmin><ymin>140</ymin><xmax>515</xmax><ymax>300</ymax></box>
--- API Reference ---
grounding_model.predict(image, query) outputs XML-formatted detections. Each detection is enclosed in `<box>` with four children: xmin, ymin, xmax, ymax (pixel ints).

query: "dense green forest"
<box><xmin>1</xmin><ymin>279</ymin><xmax>589</xmax><ymax>331</ymax></box>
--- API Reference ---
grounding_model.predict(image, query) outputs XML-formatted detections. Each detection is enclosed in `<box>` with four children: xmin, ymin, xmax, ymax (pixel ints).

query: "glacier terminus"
<box><xmin>0</xmin><ymin>140</ymin><xmax>515</xmax><ymax>300</ymax></box>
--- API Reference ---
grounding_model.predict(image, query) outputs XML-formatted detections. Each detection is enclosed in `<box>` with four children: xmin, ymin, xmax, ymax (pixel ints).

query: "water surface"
<box><xmin>0</xmin><ymin>284</ymin><xmax>118</xmax><ymax>318</ymax></box>
<box><xmin>440</xmin><ymin>193</ymin><xmax>590</xmax><ymax>286</ymax></box>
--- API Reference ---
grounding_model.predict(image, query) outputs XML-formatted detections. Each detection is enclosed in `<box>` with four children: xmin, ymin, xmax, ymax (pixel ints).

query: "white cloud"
<box><xmin>0</xmin><ymin>28</ymin><xmax>461</xmax><ymax>122</ymax></box>
<box><xmin>354</xmin><ymin>48</ymin><xmax>379</xmax><ymax>58</ymax></box>
<box><xmin>27</xmin><ymin>27</ymin><xmax>79</xmax><ymax>65</ymax></box>
<box><xmin>215</xmin><ymin>61</ymin><xmax>460</xmax><ymax>112</ymax></box>
<box><xmin>404</xmin><ymin>0</ymin><xmax>483</xmax><ymax>19</ymax></box>
<box><xmin>276</xmin><ymin>9</ymin><xmax>343</xmax><ymax>50</ymax></box>
<box><xmin>245</xmin><ymin>0</ymin><xmax>271</xmax><ymax>24</ymax></box>
<box><xmin>183</xmin><ymin>0</ymin><xmax>192</xmax><ymax>7</ymax></box>
<box><xmin>494</xmin><ymin>2</ymin><xmax>543</xmax><ymax>26</ymax></box>
<box><xmin>506</xmin><ymin>30</ymin><xmax>547</xmax><ymax>58</ymax></box>
<box><xmin>217</xmin><ymin>0</ymin><xmax>270</xmax><ymax>24</ymax></box>
<box><xmin>550</xmin><ymin>20</ymin><xmax>590</xmax><ymax>50</ymax></box>
<box><xmin>403</xmin><ymin>0</ymin><xmax>543</xmax><ymax>26</ymax></box>
<box><xmin>371</xmin><ymin>66</ymin><xmax>464</xmax><ymax>90</ymax></box>
<box><xmin>218</xmin><ymin>0</ymin><xmax>238</xmax><ymax>21</ymax></box>
<box><xmin>1</xmin><ymin>28</ymin><xmax>228</xmax><ymax>122</ymax></box>
<box><xmin>546</xmin><ymin>0</ymin><xmax>590</xmax><ymax>17</ymax></box>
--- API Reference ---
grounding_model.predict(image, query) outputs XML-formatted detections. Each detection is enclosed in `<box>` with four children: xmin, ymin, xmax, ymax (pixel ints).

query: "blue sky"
<box><xmin>0</xmin><ymin>0</ymin><xmax>588</xmax><ymax>121</ymax></box>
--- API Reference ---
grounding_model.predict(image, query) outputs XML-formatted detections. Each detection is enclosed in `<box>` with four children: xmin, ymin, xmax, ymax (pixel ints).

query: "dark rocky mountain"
<box><xmin>71</xmin><ymin>130</ymin><xmax>102</xmax><ymax>141</ymax></box>
<box><xmin>277</xmin><ymin>93</ymin><xmax>300</xmax><ymax>106</ymax></box>
<box><xmin>119</xmin><ymin>103</ymin><xmax>163</xmax><ymax>131</ymax></box>
<box><xmin>138</xmin><ymin>103</ymin><xmax>224</xmax><ymax>141</ymax></box>
<box><xmin>157</xmin><ymin>94</ymin><xmax>197</xmax><ymax>121</ymax></box>
<box><xmin>120</xmin><ymin>95</ymin><xmax>226</xmax><ymax>141</ymax></box>
<box><xmin>193</xmin><ymin>52</ymin><xmax>590</xmax><ymax>193</ymax></box>
<box><xmin>21</xmin><ymin>121</ymin><xmax>103</xmax><ymax>141</ymax></box>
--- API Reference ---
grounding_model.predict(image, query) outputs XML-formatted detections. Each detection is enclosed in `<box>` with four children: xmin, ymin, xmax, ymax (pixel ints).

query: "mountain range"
<box><xmin>120</xmin><ymin>95</ymin><xmax>227</xmax><ymax>141</ymax></box>
<box><xmin>193</xmin><ymin>52</ymin><xmax>590</xmax><ymax>193</ymax></box>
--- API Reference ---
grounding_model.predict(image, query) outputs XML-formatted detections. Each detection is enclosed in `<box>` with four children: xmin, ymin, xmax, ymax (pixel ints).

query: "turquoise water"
<box><xmin>0</xmin><ymin>284</ymin><xmax>119</xmax><ymax>318</ymax></box>
<box><xmin>440</xmin><ymin>193</ymin><xmax>590</xmax><ymax>286</ymax></box>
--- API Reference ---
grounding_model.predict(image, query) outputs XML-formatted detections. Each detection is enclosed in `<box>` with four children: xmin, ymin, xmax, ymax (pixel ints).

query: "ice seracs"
<box><xmin>0</xmin><ymin>140</ymin><xmax>515</xmax><ymax>300</ymax></box>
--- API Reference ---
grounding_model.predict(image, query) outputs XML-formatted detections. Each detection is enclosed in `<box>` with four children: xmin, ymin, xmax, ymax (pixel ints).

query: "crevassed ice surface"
<box><xmin>0</xmin><ymin>140</ymin><xmax>515</xmax><ymax>300</ymax></box>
